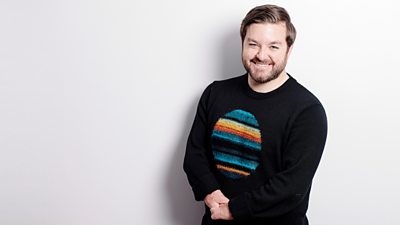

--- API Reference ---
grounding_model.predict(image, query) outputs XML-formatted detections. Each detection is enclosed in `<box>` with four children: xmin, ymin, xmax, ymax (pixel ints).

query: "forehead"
<box><xmin>245</xmin><ymin>22</ymin><xmax>287</xmax><ymax>44</ymax></box>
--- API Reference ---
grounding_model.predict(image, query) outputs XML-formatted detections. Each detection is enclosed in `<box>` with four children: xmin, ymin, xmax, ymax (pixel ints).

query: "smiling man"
<box><xmin>184</xmin><ymin>4</ymin><xmax>328</xmax><ymax>225</ymax></box>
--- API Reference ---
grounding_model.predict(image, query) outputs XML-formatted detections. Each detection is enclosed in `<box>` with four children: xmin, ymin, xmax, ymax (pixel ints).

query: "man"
<box><xmin>184</xmin><ymin>4</ymin><xmax>327</xmax><ymax>225</ymax></box>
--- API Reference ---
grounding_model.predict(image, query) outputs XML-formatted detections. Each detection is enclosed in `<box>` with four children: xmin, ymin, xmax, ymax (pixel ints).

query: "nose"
<box><xmin>256</xmin><ymin>47</ymin><xmax>269</xmax><ymax>61</ymax></box>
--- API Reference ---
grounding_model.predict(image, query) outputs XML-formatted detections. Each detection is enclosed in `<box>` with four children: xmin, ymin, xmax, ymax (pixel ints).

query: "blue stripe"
<box><xmin>213</xmin><ymin>151</ymin><xmax>258</xmax><ymax>170</ymax></box>
<box><xmin>225</xmin><ymin>109</ymin><xmax>259</xmax><ymax>127</ymax></box>
<box><xmin>212</xmin><ymin>146</ymin><xmax>259</xmax><ymax>161</ymax></box>
<box><xmin>212</xmin><ymin>130</ymin><xmax>261</xmax><ymax>151</ymax></box>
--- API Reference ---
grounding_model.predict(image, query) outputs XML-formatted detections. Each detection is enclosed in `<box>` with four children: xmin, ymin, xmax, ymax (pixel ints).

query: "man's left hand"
<box><xmin>210</xmin><ymin>203</ymin><xmax>233</xmax><ymax>220</ymax></box>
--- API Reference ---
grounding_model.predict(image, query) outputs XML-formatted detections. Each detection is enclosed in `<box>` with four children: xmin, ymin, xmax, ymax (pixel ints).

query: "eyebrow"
<box><xmin>247</xmin><ymin>38</ymin><xmax>283</xmax><ymax>45</ymax></box>
<box><xmin>269</xmin><ymin>41</ymin><xmax>283</xmax><ymax>45</ymax></box>
<box><xmin>247</xmin><ymin>38</ymin><xmax>259</xmax><ymax>44</ymax></box>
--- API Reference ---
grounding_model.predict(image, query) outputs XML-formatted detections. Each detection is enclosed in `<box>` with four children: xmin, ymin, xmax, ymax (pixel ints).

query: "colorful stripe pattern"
<box><xmin>211</xmin><ymin>109</ymin><xmax>262</xmax><ymax>179</ymax></box>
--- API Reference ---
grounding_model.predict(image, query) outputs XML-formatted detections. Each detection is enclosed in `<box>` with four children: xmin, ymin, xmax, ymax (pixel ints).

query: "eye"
<box><xmin>270</xmin><ymin>46</ymin><xmax>279</xmax><ymax>50</ymax></box>
<box><xmin>249</xmin><ymin>43</ymin><xmax>257</xmax><ymax>47</ymax></box>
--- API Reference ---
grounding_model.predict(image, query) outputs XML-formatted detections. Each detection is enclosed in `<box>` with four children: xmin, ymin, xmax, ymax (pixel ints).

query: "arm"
<box><xmin>183</xmin><ymin>83</ymin><xmax>221</xmax><ymax>201</ymax></box>
<box><xmin>228</xmin><ymin>104</ymin><xmax>328</xmax><ymax>219</ymax></box>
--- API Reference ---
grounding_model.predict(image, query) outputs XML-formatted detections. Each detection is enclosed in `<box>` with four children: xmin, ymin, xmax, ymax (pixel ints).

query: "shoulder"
<box><xmin>282</xmin><ymin>76</ymin><xmax>327</xmax><ymax>123</ymax></box>
<box><xmin>286</xmin><ymin>76</ymin><xmax>323</xmax><ymax>108</ymax></box>
<box><xmin>202</xmin><ymin>74</ymin><xmax>246</xmax><ymax>97</ymax></box>
<box><xmin>210</xmin><ymin>74</ymin><xmax>245</xmax><ymax>89</ymax></box>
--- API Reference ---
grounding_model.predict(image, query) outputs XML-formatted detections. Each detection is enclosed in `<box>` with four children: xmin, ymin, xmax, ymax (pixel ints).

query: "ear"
<box><xmin>287</xmin><ymin>44</ymin><xmax>294</xmax><ymax>57</ymax></box>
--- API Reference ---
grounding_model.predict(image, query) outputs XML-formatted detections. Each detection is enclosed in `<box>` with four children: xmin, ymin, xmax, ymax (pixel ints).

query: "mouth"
<box><xmin>251</xmin><ymin>60</ymin><xmax>273</xmax><ymax>68</ymax></box>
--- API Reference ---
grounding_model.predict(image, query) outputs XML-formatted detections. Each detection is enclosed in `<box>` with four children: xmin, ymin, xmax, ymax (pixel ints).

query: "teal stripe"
<box><xmin>214</xmin><ymin>151</ymin><xmax>258</xmax><ymax>170</ymax></box>
<box><xmin>212</xmin><ymin>146</ymin><xmax>259</xmax><ymax>161</ymax></box>
<box><xmin>212</xmin><ymin>130</ymin><xmax>261</xmax><ymax>151</ymax></box>
<box><xmin>225</xmin><ymin>109</ymin><xmax>259</xmax><ymax>127</ymax></box>
<box><xmin>220</xmin><ymin>170</ymin><xmax>244</xmax><ymax>179</ymax></box>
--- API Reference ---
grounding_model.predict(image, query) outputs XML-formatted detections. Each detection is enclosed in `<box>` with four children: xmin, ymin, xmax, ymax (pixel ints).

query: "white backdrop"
<box><xmin>1</xmin><ymin>0</ymin><xmax>399</xmax><ymax>224</ymax></box>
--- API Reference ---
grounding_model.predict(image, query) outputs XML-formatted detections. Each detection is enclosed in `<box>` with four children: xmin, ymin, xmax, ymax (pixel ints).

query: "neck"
<box><xmin>248</xmin><ymin>71</ymin><xmax>289</xmax><ymax>93</ymax></box>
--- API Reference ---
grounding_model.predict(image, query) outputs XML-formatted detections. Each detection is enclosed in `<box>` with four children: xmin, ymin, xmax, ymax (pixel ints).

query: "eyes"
<box><xmin>247</xmin><ymin>42</ymin><xmax>280</xmax><ymax>50</ymax></box>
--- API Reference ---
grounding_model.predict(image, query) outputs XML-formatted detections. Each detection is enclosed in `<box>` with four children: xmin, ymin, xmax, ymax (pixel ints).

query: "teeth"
<box><xmin>252</xmin><ymin>61</ymin><xmax>270</xmax><ymax>65</ymax></box>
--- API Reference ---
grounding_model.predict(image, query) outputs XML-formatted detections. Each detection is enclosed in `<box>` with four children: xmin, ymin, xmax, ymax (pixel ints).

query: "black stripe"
<box><xmin>212</xmin><ymin>145</ymin><xmax>260</xmax><ymax>162</ymax></box>
<box><xmin>220</xmin><ymin>170</ymin><xmax>246</xmax><ymax>179</ymax></box>
<box><xmin>211</xmin><ymin>137</ymin><xmax>261</xmax><ymax>153</ymax></box>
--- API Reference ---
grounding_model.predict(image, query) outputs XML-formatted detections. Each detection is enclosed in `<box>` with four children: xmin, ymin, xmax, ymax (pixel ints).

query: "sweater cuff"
<box><xmin>229</xmin><ymin>194</ymin><xmax>252</xmax><ymax>220</ymax></box>
<box><xmin>193</xmin><ymin>173</ymin><xmax>220</xmax><ymax>201</ymax></box>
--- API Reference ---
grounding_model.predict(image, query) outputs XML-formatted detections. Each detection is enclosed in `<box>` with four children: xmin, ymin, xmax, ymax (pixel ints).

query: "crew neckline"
<box><xmin>241</xmin><ymin>73</ymin><xmax>295</xmax><ymax>99</ymax></box>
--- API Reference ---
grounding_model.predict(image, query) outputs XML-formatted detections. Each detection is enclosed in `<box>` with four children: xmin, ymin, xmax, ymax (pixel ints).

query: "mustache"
<box><xmin>250</xmin><ymin>58</ymin><xmax>273</xmax><ymax>64</ymax></box>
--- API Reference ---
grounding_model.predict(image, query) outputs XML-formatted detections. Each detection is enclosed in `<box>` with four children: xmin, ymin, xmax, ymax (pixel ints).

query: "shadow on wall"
<box><xmin>218</xmin><ymin>25</ymin><xmax>246</xmax><ymax>80</ymax></box>
<box><xmin>164</xmin><ymin>27</ymin><xmax>244</xmax><ymax>225</ymax></box>
<box><xmin>164</xmin><ymin>99</ymin><xmax>203</xmax><ymax>225</ymax></box>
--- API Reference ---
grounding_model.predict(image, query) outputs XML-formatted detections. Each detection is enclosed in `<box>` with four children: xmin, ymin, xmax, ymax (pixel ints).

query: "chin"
<box><xmin>250</xmin><ymin>72</ymin><xmax>277</xmax><ymax>84</ymax></box>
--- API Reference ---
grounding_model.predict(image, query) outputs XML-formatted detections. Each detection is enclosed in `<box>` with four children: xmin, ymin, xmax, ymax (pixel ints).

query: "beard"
<box><xmin>243</xmin><ymin>55</ymin><xmax>288</xmax><ymax>84</ymax></box>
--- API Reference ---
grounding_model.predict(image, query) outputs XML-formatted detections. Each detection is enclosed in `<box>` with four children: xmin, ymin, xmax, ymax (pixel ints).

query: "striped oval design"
<box><xmin>211</xmin><ymin>109</ymin><xmax>262</xmax><ymax>179</ymax></box>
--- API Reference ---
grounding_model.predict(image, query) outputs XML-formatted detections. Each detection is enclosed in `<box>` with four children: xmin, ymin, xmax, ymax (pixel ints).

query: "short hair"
<box><xmin>240</xmin><ymin>4</ymin><xmax>297</xmax><ymax>48</ymax></box>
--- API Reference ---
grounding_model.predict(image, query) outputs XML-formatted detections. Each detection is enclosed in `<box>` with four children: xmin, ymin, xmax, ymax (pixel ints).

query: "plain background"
<box><xmin>1</xmin><ymin>0</ymin><xmax>399</xmax><ymax>224</ymax></box>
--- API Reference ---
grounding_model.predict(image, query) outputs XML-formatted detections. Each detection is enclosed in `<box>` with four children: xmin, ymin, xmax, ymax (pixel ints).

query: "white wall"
<box><xmin>1</xmin><ymin>0</ymin><xmax>399</xmax><ymax>224</ymax></box>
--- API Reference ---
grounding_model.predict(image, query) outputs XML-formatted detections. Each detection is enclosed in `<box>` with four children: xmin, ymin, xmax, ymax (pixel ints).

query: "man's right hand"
<box><xmin>204</xmin><ymin>189</ymin><xmax>229</xmax><ymax>209</ymax></box>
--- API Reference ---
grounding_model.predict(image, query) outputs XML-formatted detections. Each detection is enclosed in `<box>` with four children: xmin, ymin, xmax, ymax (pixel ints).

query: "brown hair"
<box><xmin>240</xmin><ymin>4</ymin><xmax>296</xmax><ymax>48</ymax></box>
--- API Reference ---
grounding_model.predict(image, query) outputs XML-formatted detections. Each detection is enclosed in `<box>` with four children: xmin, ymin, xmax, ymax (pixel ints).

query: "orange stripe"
<box><xmin>217</xmin><ymin>119</ymin><xmax>261</xmax><ymax>138</ymax></box>
<box><xmin>214</xmin><ymin>124</ymin><xmax>261</xmax><ymax>143</ymax></box>
<box><xmin>217</xmin><ymin>164</ymin><xmax>250</xmax><ymax>176</ymax></box>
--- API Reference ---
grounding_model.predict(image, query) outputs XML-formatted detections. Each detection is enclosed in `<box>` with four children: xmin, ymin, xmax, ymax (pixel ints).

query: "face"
<box><xmin>242</xmin><ymin>22</ymin><xmax>292</xmax><ymax>84</ymax></box>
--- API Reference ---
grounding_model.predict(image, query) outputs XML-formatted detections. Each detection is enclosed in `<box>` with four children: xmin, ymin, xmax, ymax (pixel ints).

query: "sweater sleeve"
<box><xmin>229</xmin><ymin>104</ymin><xmax>328</xmax><ymax>219</ymax></box>
<box><xmin>183</xmin><ymin>82</ymin><xmax>220</xmax><ymax>201</ymax></box>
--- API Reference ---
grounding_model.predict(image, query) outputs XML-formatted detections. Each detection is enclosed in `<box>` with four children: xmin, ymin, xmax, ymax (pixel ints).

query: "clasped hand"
<box><xmin>204</xmin><ymin>190</ymin><xmax>233</xmax><ymax>220</ymax></box>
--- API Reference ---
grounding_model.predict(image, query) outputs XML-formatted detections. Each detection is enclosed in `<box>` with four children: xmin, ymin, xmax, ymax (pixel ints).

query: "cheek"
<box><xmin>242</xmin><ymin>49</ymin><xmax>256</xmax><ymax>60</ymax></box>
<box><xmin>274</xmin><ymin>51</ymin><xmax>288</xmax><ymax>61</ymax></box>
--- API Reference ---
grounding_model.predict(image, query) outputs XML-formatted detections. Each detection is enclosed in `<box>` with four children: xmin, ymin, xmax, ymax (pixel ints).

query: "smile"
<box><xmin>253</xmin><ymin>62</ymin><xmax>272</xmax><ymax>68</ymax></box>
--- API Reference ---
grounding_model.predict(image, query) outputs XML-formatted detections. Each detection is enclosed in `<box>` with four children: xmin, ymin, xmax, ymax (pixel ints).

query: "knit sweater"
<box><xmin>183</xmin><ymin>74</ymin><xmax>328</xmax><ymax>225</ymax></box>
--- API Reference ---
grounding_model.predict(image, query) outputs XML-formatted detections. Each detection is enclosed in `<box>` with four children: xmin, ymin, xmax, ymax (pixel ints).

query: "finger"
<box><xmin>210</xmin><ymin>207</ymin><xmax>219</xmax><ymax>220</ymax></box>
<box><xmin>219</xmin><ymin>198</ymin><xmax>229</xmax><ymax>204</ymax></box>
<box><xmin>210</xmin><ymin>206</ymin><xmax>218</xmax><ymax>214</ymax></box>
<box><xmin>215</xmin><ymin>195</ymin><xmax>229</xmax><ymax>204</ymax></box>
<box><xmin>211</xmin><ymin>212</ymin><xmax>219</xmax><ymax>220</ymax></box>
<box><xmin>210</xmin><ymin>202</ymin><xmax>219</xmax><ymax>209</ymax></box>
<box><xmin>205</xmin><ymin>200</ymin><xmax>218</xmax><ymax>209</ymax></box>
